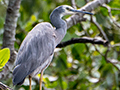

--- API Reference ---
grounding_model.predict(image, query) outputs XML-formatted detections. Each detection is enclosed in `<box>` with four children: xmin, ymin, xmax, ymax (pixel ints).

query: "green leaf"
<box><xmin>62</xmin><ymin>81</ymin><xmax>67</xmax><ymax>89</ymax></box>
<box><xmin>0</xmin><ymin>48</ymin><xmax>10</xmax><ymax>69</ymax></box>
<box><xmin>44</xmin><ymin>77</ymin><xmax>58</xmax><ymax>88</ymax></box>
<box><xmin>72</xmin><ymin>44</ymin><xmax>86</xmax><ymax>60</ymax></box>
<box><xmin>31</xmin><ymin>15</ymin><xmax>37</xmax><ymax>22</ymax></box>
<box><xmin>0</xmin><ymin>68</ymin><xmax>3</xmax><ymax>72</ymax></box>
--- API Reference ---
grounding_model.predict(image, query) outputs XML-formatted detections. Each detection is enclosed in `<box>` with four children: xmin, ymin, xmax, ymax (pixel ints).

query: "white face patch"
<box><xmin>60</xmin><ymin>5</ymin><xmax>75</xmax><ymax>18</ymax></box>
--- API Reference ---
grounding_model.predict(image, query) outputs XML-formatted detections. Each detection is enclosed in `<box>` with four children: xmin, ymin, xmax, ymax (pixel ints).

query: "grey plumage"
<box><xmin>13</xmin><ymin>23</ymin><xmax>55</xmax><ymax>85</ymax></box>
<box><xmin>13</xmin><ymin>5</ymin><xmax>93</xmax><ymax>86</ymax></box>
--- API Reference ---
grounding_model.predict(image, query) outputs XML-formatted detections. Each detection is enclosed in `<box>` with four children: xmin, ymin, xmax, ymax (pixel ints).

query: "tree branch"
<box><xmin>102</xmin><ymin>4</ymin><xmax>120</xmax><ymax>28</ymax></box>
<box><xmin>57</xmin><ymin>37</ymin><xmax>108</xmax><ymax>48</ymax></box>
<box><xmin>0</xmin><ymin>0</ymin><xmax>21</xmax><ymax>80</ymax></box>
<box><xmin>3</xmin><ymin>0</ymin><xmax>21</xmax><ymax>51</ymax></box>
<box><xmin>0</xmin><ymin>82</ymin><xmax>13</xmax><ymax>90</ymax></box>
<box><xmin>70</xmin><ymin>0</ymin><xmax>77</xmax><ymax>9</ymax></box>
<box><xmin>91</xmin><ymin>16</ymin><xmax>109</xmax><ymax>41</ymax></box>
<box><xmin>107</xmin><ymin>58</ymin><xmax>120</xmax><ymax>71</ymax></box>
<box><xmin>66</xmin><ymin>0</ymin><xmax>112</xmax><ymax>29</ymax></box>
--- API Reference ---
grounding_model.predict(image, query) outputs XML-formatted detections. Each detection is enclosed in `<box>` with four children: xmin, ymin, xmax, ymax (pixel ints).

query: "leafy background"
<box><xmin>0</xmin><ymin>0</ymin><xmax>120</xmax><ymax>90</ymax></box>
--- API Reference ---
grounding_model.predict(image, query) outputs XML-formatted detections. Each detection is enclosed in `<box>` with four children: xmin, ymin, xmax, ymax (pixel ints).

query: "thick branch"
<box><xmin>57</xmin><ymin>37</ymin><xmax>108</xmax><ymax>48</ymax></box>
<box><xmin>66</xmin><ymin>0</ymin><xmax>112</xmax><ymax>29</ymax></box>
<box><xmin>3</xmin><ymin>0</ymin><xmax>21</xmax><ymax>51</ymax></box>
<box><xmin>70</xmin><ymin>0</ymin><xmax>77</xmax><ymax>9</ymax></box>
<box><xmin>1</xmin><ymin>0</ymin><xmax>21</xmax><ymax>80</ymax></box>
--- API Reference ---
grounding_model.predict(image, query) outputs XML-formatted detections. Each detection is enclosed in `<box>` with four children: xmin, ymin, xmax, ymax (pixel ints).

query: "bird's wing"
<box><xmin>15</xmin><ymin>22</ymin><xmax>56</xmax><ymax>73</ymax></box>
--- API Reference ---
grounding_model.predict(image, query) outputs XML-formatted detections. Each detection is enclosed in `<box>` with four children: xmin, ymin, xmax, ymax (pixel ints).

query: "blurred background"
<box><xmin>0</xmin><ymin>0</ymin><xmax>120</xmax><ymax>90</ymax></box>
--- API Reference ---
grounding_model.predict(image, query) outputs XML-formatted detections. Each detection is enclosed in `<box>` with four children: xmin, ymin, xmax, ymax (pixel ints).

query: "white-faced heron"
<box><xmin>13</xmin><ymin>5</ymin><xmax>93</xmax><ymax>90</ymax></box>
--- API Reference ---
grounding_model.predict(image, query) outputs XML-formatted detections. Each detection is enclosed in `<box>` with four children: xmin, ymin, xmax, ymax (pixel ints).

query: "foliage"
<box><xmin>0</xmin><ymin>0</ymin><xmax>120</xmax><ymax>90</ymax></box>
<box><xmin>0</xmin><ymin>48</ymin><xmax>10</xmax><ymax>71</ymax></box>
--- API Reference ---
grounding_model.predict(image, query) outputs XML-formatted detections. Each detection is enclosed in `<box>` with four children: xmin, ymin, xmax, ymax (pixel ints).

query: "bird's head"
<box><xmin>50</xmin><ymin>5</ymin><xmax>93</xmax><ymax>28</ymax></box>
<box><xmin>53</xmin><ymin>5</ymin><xmax>93</xmax><ymax>18</ymax></box>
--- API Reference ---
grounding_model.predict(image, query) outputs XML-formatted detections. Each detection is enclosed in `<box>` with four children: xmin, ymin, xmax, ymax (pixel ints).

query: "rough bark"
<box><xmin>0</xmin><ymin>0</ymin><xmax>21</xmax><ymax>80</ymax></box>
<box><xmin>66</xmin><ymin>0</ymin><xmax>112</xmax><ymax>29</ymax></box>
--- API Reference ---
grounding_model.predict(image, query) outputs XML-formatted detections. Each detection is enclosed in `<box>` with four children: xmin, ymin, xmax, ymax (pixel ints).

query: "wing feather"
<box><xmin>13</xmin><ymin>22</ymin><xmax>55</xmax><ymax>85</ymax></box>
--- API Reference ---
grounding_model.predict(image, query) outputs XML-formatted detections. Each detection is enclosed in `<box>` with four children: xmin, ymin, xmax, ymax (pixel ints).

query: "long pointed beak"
<box><xmin>71</xmin><ymin>9</ymin><xmax>93</xmax><ymax>15</ymax></box>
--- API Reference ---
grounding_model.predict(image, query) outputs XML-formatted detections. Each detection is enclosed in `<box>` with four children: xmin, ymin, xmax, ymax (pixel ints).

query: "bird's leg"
<box><xmin>39</xmin><ymin>69</ymin><xmax>44</xmax><ymax>90</ymax></box>
<box><xmin>39</xmin><ymin>60</ymin><xmax>51</xmax><ymax>90</ymax></box>
<box><xmin>29</xmin><ymin>76</ymin><xmax>32</xmax><ymax>90</ymax></box>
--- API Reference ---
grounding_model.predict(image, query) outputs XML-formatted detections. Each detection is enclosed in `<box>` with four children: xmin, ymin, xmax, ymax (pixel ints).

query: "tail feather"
<box><xmin>13</xmin><ymin>64</ymin><xmax>29</xmax><ymax>85</ymax></box>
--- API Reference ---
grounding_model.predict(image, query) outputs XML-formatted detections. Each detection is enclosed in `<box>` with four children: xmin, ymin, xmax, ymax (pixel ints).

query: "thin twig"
<box><xmin>0</xmin><ymin>82</ymin><xmax>13</xmax><ymax>90</ymax></box>
<box><xmin>111</xmin><ymin>8</ymin><xmax>120</xmax><ymax>11</ymax></box>
<box><xmin>102</xmin><ymin>4</ymin><xmax>120</xmax><ymax>28</ymax></box>
<box><xmin>94</xmin><ymin>45</ymin><xmax>104</xmax><ymax>56</ymax></box>
<box><xmin>107</xmin><ymin>58</ymin><xmax>120</xmax><ymax>71</ymax></box>
<box><xmin>111</xmin><ymin>43</ymin><xmax>120</xmax><ymax>47</ymax></box>
<box><xmin>91</xmin><ymin>16</ymin><xmax>109</xmax><ymax>41</ymax></box>
<box><xmin>81</xmin><ymin>18</ymin><xmax>106</xmax><ymax>56</ymax></box>
<box><xmin>71</xmin><ymin>0</ymin><xmax>77</xmax><ymax>9</ymax></box>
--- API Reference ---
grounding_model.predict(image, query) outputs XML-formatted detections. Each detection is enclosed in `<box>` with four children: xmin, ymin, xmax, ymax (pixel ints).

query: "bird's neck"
<box><xmin>50</xmin><ymin>13</ymin><xmax>67</xmax><ymax>45</ymax></box>
<box><xmin>50</xmin><ymin>13</ymin><xmax>67</xmax><ymax>29</ymax></box>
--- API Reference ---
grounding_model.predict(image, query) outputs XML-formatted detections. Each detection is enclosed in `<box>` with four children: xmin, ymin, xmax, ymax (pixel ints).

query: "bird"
<box><xmin>13</xmin><ymin>5</ymin><xmax>93</xmax><ymax>90</ymax></box>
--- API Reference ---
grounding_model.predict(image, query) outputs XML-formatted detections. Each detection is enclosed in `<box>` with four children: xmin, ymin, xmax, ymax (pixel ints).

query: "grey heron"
<box><xmin>13</xmin><ymin>5</ymin><xmax>93</xmax><ymax>90</ymax></box>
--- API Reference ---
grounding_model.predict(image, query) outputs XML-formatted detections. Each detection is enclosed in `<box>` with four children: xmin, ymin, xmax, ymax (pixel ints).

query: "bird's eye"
<box><xmin>66</xmin><ymin>7</ymin><xmax>71</xmax><ymax>11</ymax></box>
